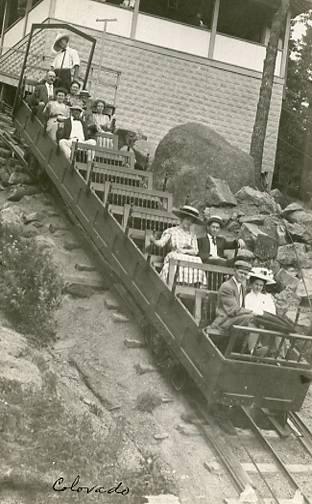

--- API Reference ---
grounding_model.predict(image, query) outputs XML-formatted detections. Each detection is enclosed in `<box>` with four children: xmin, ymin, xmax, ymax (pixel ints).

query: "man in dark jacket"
<box><xmin>57</xmin><ymin>105</ymin><xmax>96</xmax><ymax>161</ymax></box>
<box><xmin>29</xmin><ymin>70</ymin><xmax>56</xmax><ymax>113</ymax></box>
<box><xmin>198</xmin><ymin>215</ymin><xmax>245</xmax><ymax>265</ymax></box>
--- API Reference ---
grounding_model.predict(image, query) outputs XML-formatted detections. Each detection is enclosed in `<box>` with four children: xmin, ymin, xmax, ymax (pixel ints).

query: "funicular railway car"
<box><xmin>12</xmin><ymin>23</ymin><xmax>312</xmax><ymax>419</ymax></box>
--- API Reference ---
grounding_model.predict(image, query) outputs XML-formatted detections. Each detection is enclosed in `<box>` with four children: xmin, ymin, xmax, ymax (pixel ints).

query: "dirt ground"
<box><xmin>0</xmin><ymin>189</ymin><xmax>238</xmax><ymax>504</ymax></box>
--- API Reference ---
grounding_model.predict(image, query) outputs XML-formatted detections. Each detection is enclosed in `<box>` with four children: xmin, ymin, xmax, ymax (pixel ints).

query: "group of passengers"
<box><xmin>28</xmin><ymin>33</ymin><xmax>116</xmax><ymax>160</ymax></box>
<box><xmin>151</xmin><ymin>204</ymin><xmax>283</xmax><ymax>357</ymax></box>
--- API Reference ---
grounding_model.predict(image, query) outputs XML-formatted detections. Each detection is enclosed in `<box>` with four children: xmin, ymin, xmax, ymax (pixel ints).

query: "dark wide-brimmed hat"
<box><xmin>206</xmin><ymin>215</ymin><xmax>223</xmax><ymax>226</ymax></box>
<box><xmin>234</xmin><ymin>260</ymin><xmax>252</xmax><ymax>272</ymax></box>
<box><xmin>172</xmin><ymin>205</ymin><xmax>203</xmax><ymax>224</ymax></box>
<box><xmin>52</xmin><ymin>33</ymin><xmax>70</xmax><ymax>53</ymax></box>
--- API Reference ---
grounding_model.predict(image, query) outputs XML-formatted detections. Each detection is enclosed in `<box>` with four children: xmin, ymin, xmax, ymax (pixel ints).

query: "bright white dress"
<box><xmin>154</xmin><ymin>226</ymin><xmax>207</xmax><ymax>286</ymax></box>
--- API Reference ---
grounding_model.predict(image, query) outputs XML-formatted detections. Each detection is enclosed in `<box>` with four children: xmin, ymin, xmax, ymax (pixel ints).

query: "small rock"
<box><xmin>235</xmin><ymin>186</ymin><xmax>279</xmax><ymax>215</ymax></box>
<box><xmin>74</xmin><ymin>263</ymin><xmax>95</xmax><ymax>272</ymax></box>
<box><xmin>49</xmin><ymin>223</ymin><xmax>69</xmax><ymax>234</ymax></box>
<box><xmin>239</xmin><ymin>215</ymin><xmax>265</xmax><ymax>225</ymax></box>
<box><xmin>287</xmin><ymin>210</ymin><xmax>312</xmax><ymax>225</ymax></box>
<box><xmin>135</xmin><ymin>363</ymin><xmax>157</xmax><ymax>375</ymax></box>
<box><xmin>277</xmin><ymin>243</ymin><xmax>312</xmax><ymax>268</ymax></box>
<box><xmin>124</xmin><ymin>338</ymin><xmax>145</xmax><ymax>348</ymax></box>
<box><xmin>176</xmin><ymin>423</ymin><xmax>201</xmax><ymax>437</ymax></box>
<box><xmin>180</xmin><ymin>412</ymin><xmax>206</xmax><ymax>425</ymax></box>
<box><xmin>63</xmin><ymin>283</ymin><xmax>96</xmax><ymax>298</ymax></box>
<box><xmin>113</xmin><ymin>313</ymin><xmax>129</xmax><ymax>323</ymax></box>
<box><xmin>285</xmin><ymin>222</ymin><xmax>312</xmax><ymax>244</ymax></box>
<box><xmin>23</xmin><ymin>211</ymin><xmax>42</xmax><ymax>224</ymax></box>
<box><xmin>46</xmin><ymin>210</ymin><xmax>59</xmax><ymax>217</ymax></box>
<box><xmin>276</xmin><ymin>269</ymin><xmax>299</xmax><ymax>291</ymax></box>
<box><xmin>275</xmin><ymin>287</ymin><xmax>301</xmax><ymax>316</ymax></box>
<box><xmin>63</xmin><ymin>240</ymin><xmax>81</xmax><ymax>251</ymax></box>
<box><xmin>205</xmin><ymin>176</ymin><xmax>237</xmax><ymax>207</ymax></box>
<box><xmin>240</xmin><ymin>223</ymin><xmax>278</xmax><ymax>260</ymax></box>
<box><xmin>104</xmin><ymin>292</ymin><xmax>120</xmax><ymax>310</ymax></box>
<box><xmin>282</xmin><ymin>202</ymin><xmax>304</xmax><ymax>216</ymax></box>
<box><xmin>7</xmin><ymin>185</ymin><xmax>41</xmax><ymax>202</ymax></box>
<box><xmin>8</xmin><ymin>172</ymin><xmax>33</xmax><ymax>185</ymax></box>
<box><xmin>153</xmin><ymin>432</ymin><xmax>169</xmax><ymax>441</ymax></box>
<box><xmin>203</xmin><ymin>460</ymin><xmax>222</xmax><ymax>474</ymax></box>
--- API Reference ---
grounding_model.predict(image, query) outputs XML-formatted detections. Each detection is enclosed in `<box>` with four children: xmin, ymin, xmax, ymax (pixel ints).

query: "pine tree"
<box><xmin>274</xmin><ymin>10</ymin><xmax>312</xmax><ymax>198</ymax></box>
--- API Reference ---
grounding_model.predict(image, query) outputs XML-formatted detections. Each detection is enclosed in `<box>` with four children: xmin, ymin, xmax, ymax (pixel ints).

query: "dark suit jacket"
<box><xmin>32</xmin><ymin>83</ymin><xmax>54</xmax><ymax>106</ymax></box>
<box><xmin>56</xmin><ymin>117</ymin><xmax>90</xmax><ymax>142</ymax></box>
<box><xmin>197</xmin><ymin>235</ymin><xmax>238</xmax><ymax>263</ymax></box>
<box><xmin>213</xmin><ymin>277</ymin><xmax>250</xmax><ymax>328</ymax></box>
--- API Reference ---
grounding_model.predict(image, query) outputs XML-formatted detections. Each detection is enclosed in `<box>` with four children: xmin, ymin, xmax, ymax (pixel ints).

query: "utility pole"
<box><xmin>96</xmin><ymin>18</ymin><xmax>117</xmax><ymax>87</ymax></box>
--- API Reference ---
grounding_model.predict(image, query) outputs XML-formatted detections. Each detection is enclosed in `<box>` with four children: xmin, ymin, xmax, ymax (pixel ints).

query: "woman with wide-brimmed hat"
<box><xmin>150</xmin><ymin>205</ymin><xmax>207</xmax><ymax>286</ymax></box>
<box><xmin>244</xmin><ymin>267</ymin><xmax>284</xmax><ymax>356</ymax></box>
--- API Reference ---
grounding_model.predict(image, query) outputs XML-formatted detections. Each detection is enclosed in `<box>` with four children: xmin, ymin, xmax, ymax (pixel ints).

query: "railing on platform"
<box><xmin>225</xmin><ymin>326</ymin><xmax>312</xmax><ymax>369</ymax></box>
<box><xmin>104</xmin><ymin>181</ymin><xmax>173</xmax><ymax>211</ymax></box>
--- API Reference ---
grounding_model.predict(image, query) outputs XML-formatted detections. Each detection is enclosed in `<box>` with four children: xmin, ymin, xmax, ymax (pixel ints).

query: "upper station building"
<box><xmin>0</xmin><ymin>0</ymin><xmax>311</xmax><ymax>184</ymax></box>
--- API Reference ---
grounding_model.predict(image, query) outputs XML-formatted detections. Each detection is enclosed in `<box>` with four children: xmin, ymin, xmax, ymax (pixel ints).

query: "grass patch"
<box><xmin>0</xmin><ymin>372</ymin><xmax>176</xmax><ymax>503</ymax></box>
<box><xmin>0</xmin><ymin>231</ymin><xmax>63</xmax><ymax>342</ymax></box>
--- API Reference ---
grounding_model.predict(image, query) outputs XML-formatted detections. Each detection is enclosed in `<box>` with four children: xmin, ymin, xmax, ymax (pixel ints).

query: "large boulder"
<box><xmin>151</xmin><ymin>122</ymin><xmax>255</xmax><ymax>206</ymax></box>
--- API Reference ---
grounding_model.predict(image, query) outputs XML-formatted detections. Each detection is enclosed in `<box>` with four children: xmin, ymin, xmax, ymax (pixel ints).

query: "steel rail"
<box><xmin>240</xmin><ymin>406</ymin><xmax>312</xmax><ymax>504</ymax></box>
<box><xmin>192</xmin><ymin>401</ymin><xmax>253</xmax><ymax>495</ymax></box>
<box><xmin>288</xmin><ymin>412</ymin><xmax>312</xmax><ymax>459</ymax></box>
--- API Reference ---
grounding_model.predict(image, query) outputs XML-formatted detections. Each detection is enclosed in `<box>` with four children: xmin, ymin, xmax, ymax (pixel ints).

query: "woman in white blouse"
<box><xmin>245</xmin><ymin>268</ymin><xmax>276</xmax><ymax>316</ymax></box>
<box><xmin>150</xmin><ymin>205</ymin><xmax>207</xmax><ymax>287</ymax></box>
<box><xmin>245</xmin><ymin>267</ymin><xmax>285</xmax><ymax>356</ymax></box>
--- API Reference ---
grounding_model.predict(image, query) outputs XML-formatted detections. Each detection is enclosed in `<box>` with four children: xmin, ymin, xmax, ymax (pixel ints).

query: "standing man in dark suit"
<box><xmin>198</xmin><ymin>215</ymin><xmax>245</xmax><ymax>265</ymax></box>
<box><xmin>209</xmin><ymin>260</ymin><xmax>253</xmax><ymax>331</ymax></box>
<box><xmin>30</xmin><ymin>70</ymin><xmax>56</xmax><ymax>113</ymax></box>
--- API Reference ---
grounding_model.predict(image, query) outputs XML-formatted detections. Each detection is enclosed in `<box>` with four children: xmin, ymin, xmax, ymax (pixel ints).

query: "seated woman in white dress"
<box><xmin>43</xmin><ymin>88</ymin><xmax>69</xmax><ymax>142</ymax></box>
<box><xmin>245</xmin><ymin>267</ymin><xmax>285</xmax><ymax>356</ymax></box>
<box><xmin>149</xmin><ymin>205</ymin><xmax>207</xmax><ymax>287</ymax></box>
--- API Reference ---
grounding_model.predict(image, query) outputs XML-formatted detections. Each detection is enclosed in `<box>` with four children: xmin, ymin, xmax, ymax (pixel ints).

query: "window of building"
<box><xmin>139</xmin><ymin>0</ymin><xmax>215</xmax><ymax>29</ymax></box>
<box><xmin>217</xmin><ymin>0</ymin><xmax>275</xmax><ymax>44</ymax></box>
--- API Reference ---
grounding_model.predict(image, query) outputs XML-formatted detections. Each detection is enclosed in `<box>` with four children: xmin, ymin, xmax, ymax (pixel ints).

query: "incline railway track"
<box><xmin>185</xmin><ymin>396</ymin><xmax>312</xmax><ymax>503</ymax></box>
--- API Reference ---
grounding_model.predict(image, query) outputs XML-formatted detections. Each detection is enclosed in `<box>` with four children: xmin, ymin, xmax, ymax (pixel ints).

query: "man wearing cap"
<box><xmin>57</xmin><ymin>105</ymin><xmax>96</xmax><ymax>161</ymax></box>
<box><xmin>198</xmin><ymin>215</ymin><xmax>245</xmax><ymax>264</ymax></box>
<box><xmin>51</xmin><ymin>33</ymin><xmax>80</xmax><ymax>91</ymax></box>
<box><xmin>209</xmin><ymin>260</ymin><xmax>254</xmax><ymax>331</ymax></box>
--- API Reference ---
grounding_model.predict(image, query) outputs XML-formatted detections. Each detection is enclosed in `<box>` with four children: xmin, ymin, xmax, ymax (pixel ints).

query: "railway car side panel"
<box><xmin>214</xmin><ymin>360</ymin><xmax>312</xmax><ymax>411</ymax></box>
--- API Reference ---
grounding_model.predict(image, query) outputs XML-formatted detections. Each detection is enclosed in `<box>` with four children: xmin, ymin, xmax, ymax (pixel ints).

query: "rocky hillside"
<box><xmin>198</xmin><ymin>176</ymin><xmax>312</xmax><ymax>331</ymax></box>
